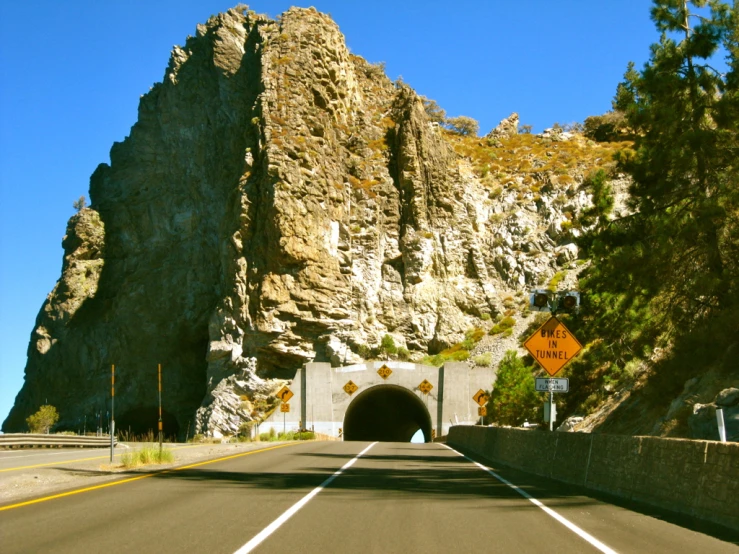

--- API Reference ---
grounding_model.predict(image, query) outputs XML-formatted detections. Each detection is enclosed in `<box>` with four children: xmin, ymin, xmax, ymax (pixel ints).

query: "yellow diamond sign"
<box><xmin>524</xmin><ymin>316</ymin><xmax>582</xmax><ymax>376</ymax></box>
<box><xmin>473</xmin><ymin>389</ymin><xmax>489</xmax><ymax>406</ymax></box>
<box><xmin>276</xmin><ymin>386</ymin><xmax>293</xmax><ymax>403</ymax></box>
<box><xmin>377</xmin><ymin>364</ymin><xmax>392</xmax><ymax>380</ymax></box>
<box><xmin>418</xmin><ymin>379</ymin><xmax>433</xmax><ymax>394</ymax></box>
<box><xmin>343</xmin><ymin>380</ymin><xmax>358</xmax><ymax>395</ymax></box>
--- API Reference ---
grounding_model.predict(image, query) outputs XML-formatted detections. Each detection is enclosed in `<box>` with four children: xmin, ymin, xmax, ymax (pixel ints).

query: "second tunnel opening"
<box><xmin>343</xmin><ymin>384</ymin><xmax>432</xmax><ymax>442</ymax></box>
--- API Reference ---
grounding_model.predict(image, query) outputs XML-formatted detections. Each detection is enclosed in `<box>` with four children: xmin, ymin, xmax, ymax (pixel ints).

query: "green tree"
<box><xmin>580</xmin><ymin>0</ymin><xmax>739</xmax><ymax>368</ymax></box>
<box><xmin>487</xmin><ymin>351</ymin><xmax>538</xmax><ymax>425</ymax></box>
<box><xmin>26</xmin><ymin>405</ymin><xmax>59</xmax><ymax>434</ymax></box>
<box><xmin>421</xmin><ymin>96</ymin><xmax>446</xmax><ymax>124</ymax></box>
<box><xmin>72</xmin><ymin>196</ymin><xmax>87</xmax><ymax>212</ymax></box>
<box><xmin>379</xmin><ymin>334</ymin><xmax>397</xmax><ymax>359</ymax></box>
<box><xmin>445</xmin><ymin>116</ymin><xmax>479</xmax><ymax>136</ymax></box>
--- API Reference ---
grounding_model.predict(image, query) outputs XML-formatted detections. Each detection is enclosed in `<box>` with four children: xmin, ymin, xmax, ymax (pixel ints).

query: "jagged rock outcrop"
<box><xmin>486</xmin><ymin>113</ymin><xmax>519</xmax><ymax>139</ymax></box>
<box><xmin>3</xmin><ymin>6</ymin><xmax>612</xmax><ymax>437</ymax></box>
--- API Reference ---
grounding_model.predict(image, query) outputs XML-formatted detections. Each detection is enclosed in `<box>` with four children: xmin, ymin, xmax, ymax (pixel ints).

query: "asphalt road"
<box><xmin>0</xmin><ymin>443</ymin><xmax>209</xmax><ymax>473</ymax></box>
<box><xmin>0</xmin><ymin>446</ymin><xmax>130</xmax><ymax>472</ymax></box>
<box><xmin>0</xmin><ymin>441</ymin><xmax>736</xmax><ymax>553</ymax></box>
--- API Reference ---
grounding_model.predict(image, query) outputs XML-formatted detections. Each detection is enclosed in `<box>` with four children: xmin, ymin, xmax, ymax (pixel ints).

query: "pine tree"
<box><xmin>583</xmin><ymin>0</ymin><xmax>738</xmax><ymax>345</ymax></box>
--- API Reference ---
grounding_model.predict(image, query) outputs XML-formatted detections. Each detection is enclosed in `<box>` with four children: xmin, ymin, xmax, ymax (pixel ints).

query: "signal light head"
<box><xmin>558</xmin><ymin>291</ymin><xmax>580</xmax><ymax>313</ymax></box>
<box><xmin>530</xmin><ymin>290</ymin><xmax>552</xmax><ymax>312</ymax></box>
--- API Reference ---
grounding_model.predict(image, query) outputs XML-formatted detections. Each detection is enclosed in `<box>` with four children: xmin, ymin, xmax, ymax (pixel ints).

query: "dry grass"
<box><xmin>442</xmin><ymin>131</ymin><xmax>632</xmax><ymax>190</ymax></box>
<box><xmin>120</xmin><ymin>444</ymin><xmax>175</xmax><ymax>468</ymax></box>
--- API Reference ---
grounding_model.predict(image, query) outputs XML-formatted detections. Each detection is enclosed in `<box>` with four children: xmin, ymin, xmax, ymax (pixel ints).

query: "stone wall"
<box><xmin>447</xmin><ymin>425</ymin><xmax>739</xmax><ymax>531</ymax></box>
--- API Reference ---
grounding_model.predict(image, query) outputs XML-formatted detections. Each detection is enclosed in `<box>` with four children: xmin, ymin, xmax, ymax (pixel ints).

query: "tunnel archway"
<box><xmin>343</xmin><ymin>384</ymin><xmax>432</xmax><ymax>442</ymax></box>
<box><xmin>117</xmin><ymin>406</ymin><xmax>180</xmax><ymax>439</ymax></box>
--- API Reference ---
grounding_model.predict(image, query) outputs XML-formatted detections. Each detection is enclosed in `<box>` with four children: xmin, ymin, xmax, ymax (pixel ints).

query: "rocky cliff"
<box><xmin>3</xmin><ymin>6</ymin><xmax>622</xmax><ymax>437</ymax></box>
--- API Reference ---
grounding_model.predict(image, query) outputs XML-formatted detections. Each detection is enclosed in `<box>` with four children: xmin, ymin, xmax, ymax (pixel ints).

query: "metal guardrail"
<box><xmin>0</xmin><ymin>434</ymin><xmax>117</xmax><ymax>448</ymax></box>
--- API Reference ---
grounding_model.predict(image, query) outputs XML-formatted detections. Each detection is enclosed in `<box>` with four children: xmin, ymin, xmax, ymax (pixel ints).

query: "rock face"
<box><xmin>3</xmin><ymin>6</ymin><xmax>611</xmax><ymax>437</ymax></box>
<box><xmin>689</xmin><ymin>387</ymin><xmax>739</xmax><ymax>441</ymax></box>
<box><xmin>486</xmin><ymin>113</ymin><xmax>519</xmax><ymax>139</ymax></box>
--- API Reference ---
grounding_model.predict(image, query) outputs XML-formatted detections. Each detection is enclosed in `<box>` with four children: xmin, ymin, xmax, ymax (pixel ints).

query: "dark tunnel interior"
<box><xmin>117</xmin><ymin>406</ymin><xmax>180</xmax><ymax>438</ymax></box>
<box><xmin>343</xmin><ymin>385</ymin><xmax>432</xmax><ymax>442</ymax></box>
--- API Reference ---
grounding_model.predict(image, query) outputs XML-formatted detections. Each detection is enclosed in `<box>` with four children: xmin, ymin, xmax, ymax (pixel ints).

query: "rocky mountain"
<box><xmin>3</xmin><ymin>6</ymin><xmax>627</xmax><ymax>438</ymax></box>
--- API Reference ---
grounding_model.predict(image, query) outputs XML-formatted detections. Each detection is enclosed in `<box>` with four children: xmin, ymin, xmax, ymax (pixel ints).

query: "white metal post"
<box><xmin>110</xmin><ymin>365</ymin><xmax>115</xmax><ymax>462</ymax></box>
<box><xmin>717</xmin><ymin>408</ymin><xmax>727</xmax><ymax>442</ymax></box>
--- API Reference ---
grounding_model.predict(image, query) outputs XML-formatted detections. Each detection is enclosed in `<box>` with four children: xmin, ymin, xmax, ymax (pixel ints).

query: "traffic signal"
<box><xmin>530</xmin><ymin>290</ymin><xmax>552</xmax><ymax>312</ymax></box>
<box><xmin>530</xmin><ymin>290</ymin><xmax>580</xmax><ymax>313</ymax></box>
<box><xmin>557</xmin><ymin>291</ymin><xmax>580</xmax><ymax>313</ymax></box>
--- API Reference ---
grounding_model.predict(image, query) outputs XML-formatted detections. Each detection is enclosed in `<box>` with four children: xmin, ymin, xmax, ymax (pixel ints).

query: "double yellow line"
<box><xmin>0</xmin><ymin>442</ymin><xmax>299</xmax><ymax>512</ymax></box>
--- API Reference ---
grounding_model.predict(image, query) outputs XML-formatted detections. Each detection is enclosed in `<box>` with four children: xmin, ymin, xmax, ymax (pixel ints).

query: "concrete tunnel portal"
<box><xmin>343</xmin><ymin>384</ymin><xmax>433</xmax><ymax>442</ymax></box>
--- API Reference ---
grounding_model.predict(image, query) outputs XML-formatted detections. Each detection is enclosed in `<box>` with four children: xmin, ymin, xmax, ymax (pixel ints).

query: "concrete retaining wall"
<box><xmin>447</xmin><ymin>425</ymin><xmax>739</xmax><ymax>531</ymax></box>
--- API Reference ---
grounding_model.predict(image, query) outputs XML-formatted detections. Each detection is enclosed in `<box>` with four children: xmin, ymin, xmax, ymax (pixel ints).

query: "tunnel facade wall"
<box><xmin>261</xmin><ymin>361</ymin><xmax>495</xmax><ymax>439</ymax></box>
<box><xmin>447</xmin><ymin>425</ymin><xmax>739</xmax><ymax>532</ymax></box>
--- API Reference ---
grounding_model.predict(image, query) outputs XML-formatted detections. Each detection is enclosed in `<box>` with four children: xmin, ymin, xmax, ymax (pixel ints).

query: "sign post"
<box><xmin>524</xmin><ymin>316</ymin><xmax>582</xmax><ymax>430</ymax></box>
<box><xmin>110</xmin><ymin>364</ymin><xmax>115</xmax><ymax>463</ymax></box>
<box><xmin>549</xmin><ymin>383</ymin><xmax>554</xmax><ymax>432</ymax></box>
<box><xmin>158</xmin><ymin>364</ymin><xmax>163</xmax><ymax>453</ymax></box>
<box><xmin>473</xmin><ymin>389</ymin><xmax>489</xmax><ymax>425</ymax></box>
<box><xmin>280</xmin><ymin>402</ymin><xmax>290</xmax><ymax>435</ymax></box>
<box><xmin>276</xmin><ymin>387</ymin><xmax>294</xmax><ymax>437</ymax></box>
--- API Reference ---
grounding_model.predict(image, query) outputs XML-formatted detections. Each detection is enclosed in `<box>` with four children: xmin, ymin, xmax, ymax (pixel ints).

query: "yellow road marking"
<box><xmin>0</xmin><ymin>444</ymin><xmax>204</xmax><ymax>473</ymax></box>
<box><xmin>0</xmin><ymin>442</ymin><xmax>299</xmax><ymax>512</ymax></box>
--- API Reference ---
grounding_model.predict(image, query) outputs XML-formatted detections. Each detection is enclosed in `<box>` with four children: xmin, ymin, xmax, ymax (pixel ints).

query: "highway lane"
<box><xmin>0</xmin><ymin>446</ymin><xmax>130</xmax><ymax>472</ymax></box>
<box><xmin>1</xmin><ymin>441</ymin><xmax>737</xmax><ymax>553</ymax></box>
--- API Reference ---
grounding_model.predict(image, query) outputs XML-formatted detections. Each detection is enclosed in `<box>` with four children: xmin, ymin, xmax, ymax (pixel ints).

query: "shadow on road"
<box><xmin>50</xmin><ymin>445</ymin><xmax>739</xmax><ymax>546</ymax></box>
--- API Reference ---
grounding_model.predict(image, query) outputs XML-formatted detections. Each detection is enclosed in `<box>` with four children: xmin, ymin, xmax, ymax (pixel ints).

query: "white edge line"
<box><xmin>442</xmin><ymin>444</ymin><xmax>618</xmax><ymax>554</ymax></box>
<box><xmin>234</xmin><ymin>442</ymin><xmax>377</xmax><ymax>554</ymax></box>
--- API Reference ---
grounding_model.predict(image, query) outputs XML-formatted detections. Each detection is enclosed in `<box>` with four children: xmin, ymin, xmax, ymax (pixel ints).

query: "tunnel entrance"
<box><xmin>343</xmin><ymin>385</ymin><xmax>432</xmax><ymax>442</ymax></box>
<box><xmin>117</xmin><ymin>407</ymin><xmax>180</xmax><ymax>439</ymax></box>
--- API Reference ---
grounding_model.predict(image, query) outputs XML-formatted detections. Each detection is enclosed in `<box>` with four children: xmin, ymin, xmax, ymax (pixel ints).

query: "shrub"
<box><xmin>379</xmin><ymin>334</ymin><xmax>397</xmax><ymax>356</ymax></box>
<box><xmin>26</xmin><ymin>405</ymin><xmax>59</xmax><ymax>434</ymax></box>
<box><xmin>490</xmin><ymin>316</ymin><xmax>516</xmax><ymax>335</ymax></box>
<box><xmin>473</xmin><ymin>353</ymin><xmax>493</xmax><ymax>366</ymax></box>
<box><xmin>422</xmin><ymin>96</ymin><xmax>446</xmax><ymax>123</ymax></box>
<box><xmin>465</xmin><ymin>328</ymin><xmax>486</xmax><ymax>343</ymax></box>
<box><xmin>547</xmin><ymin>271</ymin><xmax>566</xmax><ymax>292</ymax></box>
<box><xmin>446</xmin><ymin>116</ymin><xmax>479</xmax><ymax>137</ymax></box>
<box><xmin>72</xmin><ymin>196</ymin><xmax>86</xmax><ymax>212</ymax></box>
<box><xmin>356</xmin><ymin>344</ymin><xmax>372</xmax><ymax>359</ymax></box>
<box><xmin>487</xmin><ymin>351</ymin><xmax>538</xmax><ymax>425</ymax></box>
<box><xmin>239</xmin><ymin>421</ymin><xmax>256</xmax><ymax>439</ymax></box>
<box><xmin>396</xmin><ymin>347</ymin><xmax>410</xmax><ymax>361</ymax></box>
<box><xmin>121</xmin><ymin>444</ymin><xmax>175</xmax><ymax>468</ymax></box>
<box><xmin>583</xmin><ymin>111</ymin><xmax>629</xmax><ymax>142</ymax></box>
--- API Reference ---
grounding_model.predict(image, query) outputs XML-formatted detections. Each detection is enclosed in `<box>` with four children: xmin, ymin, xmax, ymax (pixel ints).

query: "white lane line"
<box><xmin>234</xmin><ymin>442</ymin><xmax>377</xmax><ymax>554</ymax></box>
<box><xmin>442</xmin><ymin>444</ymin><xmax>618</xmax><ymax>554</ymax></box>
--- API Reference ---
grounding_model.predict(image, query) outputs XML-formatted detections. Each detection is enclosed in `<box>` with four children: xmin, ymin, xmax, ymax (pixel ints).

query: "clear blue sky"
<box><xmin>0</xmin><ymin>0</ymin><xmax>664</xmax><ymax>426</ymax></box>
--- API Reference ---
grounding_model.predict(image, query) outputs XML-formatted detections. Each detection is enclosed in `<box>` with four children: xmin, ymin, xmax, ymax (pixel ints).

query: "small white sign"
<box><xmin>536</xmin><ymin>378</ymin><xmax>569</xmax><ymax>392</ymax></box>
